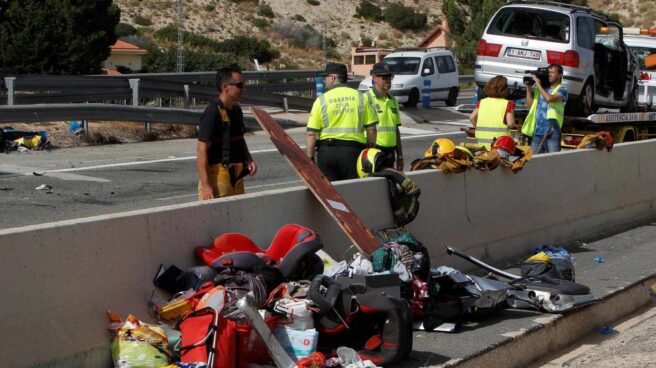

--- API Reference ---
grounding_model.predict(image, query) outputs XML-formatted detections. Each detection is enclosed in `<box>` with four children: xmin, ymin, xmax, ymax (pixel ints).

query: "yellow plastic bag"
<box><xmin>107</xmin><ymin>312</ymin><xmax>172</xmax><ymax>368</ymax></box>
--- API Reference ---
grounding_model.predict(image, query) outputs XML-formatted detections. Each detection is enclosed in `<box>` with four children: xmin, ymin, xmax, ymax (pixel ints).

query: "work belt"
<box><xmin>211</xmin><ymin>162</ymin><xmax>250</xmax><ymax>187</ymax></box>
<box><xmin>317</xmin><ymin>139</ymin><xmax>365</xmax><ymax>148</ymax></box>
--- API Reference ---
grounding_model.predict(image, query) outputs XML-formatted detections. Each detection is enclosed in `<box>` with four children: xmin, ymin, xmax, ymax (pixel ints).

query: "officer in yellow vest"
<box><xmin>521</xmin><ymin>63</ymin><xmax>567</xmax><ymax>154</ymax></box>
<box><xmin>469</xmin><ymin>75</ymin><xmax>517</xmax><ymax>149</ymax></box>
<box><xmin>366</xmin><ymin>63</ymin><xmax>404</xmax><ymax>170</ymax></box>
<box><xmin>306</xmin><ymin>62</ymin><xmax>378</xmax><ymax>181</ymax></box>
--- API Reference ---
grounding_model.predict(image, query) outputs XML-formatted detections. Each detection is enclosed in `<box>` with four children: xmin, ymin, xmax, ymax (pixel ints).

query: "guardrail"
<box><xmin>0</xmin><ymin>73</ymin><xmax>474</xmax><ymax>126</ymax></box>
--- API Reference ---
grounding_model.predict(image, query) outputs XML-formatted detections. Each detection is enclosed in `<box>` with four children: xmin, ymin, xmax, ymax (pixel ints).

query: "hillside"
<box><xmin>588</xmin><ymin>0</ymin><xmax>656</xmax><ymax>28</ymax></box>
<box><xmin>114</xmin><ymin>0</ymin><xmax>443</xmax><ymax>69</ymax></box>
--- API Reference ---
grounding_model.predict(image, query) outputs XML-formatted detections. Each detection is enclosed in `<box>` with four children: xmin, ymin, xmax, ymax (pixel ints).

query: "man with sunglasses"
<box><xmin>197</xmin><ymin>67</ymin><xmax>257</xmax><ymax>200</ymax></box>
<box><xmin>365</xmin><ymin>63</ymin><xmax>403</xmax><ymax>170</ymax></box>
<box><xmin>306</xmin><ymin>62</ymin><xmax>378</xmax><ymax>181</ymax></box>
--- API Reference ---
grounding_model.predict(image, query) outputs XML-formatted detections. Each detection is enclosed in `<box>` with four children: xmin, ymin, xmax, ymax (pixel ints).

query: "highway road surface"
<box><xmin>0</xmin><ymin>99</ymin><xmax>473</xmax><ymax>230</ymax></box>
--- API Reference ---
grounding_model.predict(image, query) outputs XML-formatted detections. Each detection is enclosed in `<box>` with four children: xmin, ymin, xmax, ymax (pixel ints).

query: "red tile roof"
<box><xmin>110</xmin><ymin>40</ymin><xmax>147</xmax><ymax>55</ymax></box>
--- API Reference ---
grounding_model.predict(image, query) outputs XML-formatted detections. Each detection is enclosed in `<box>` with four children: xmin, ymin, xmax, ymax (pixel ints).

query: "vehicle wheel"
<box><xmin>566</xmin><ymin>80</ymin><xmax>594</xmax><ymax>117</ymax></box>
<box><xmin>446</xmin><ymin>87</ymin><xmax>459</xmax><ymax>106</ymax></box>
<box><xmin>404</xmin><ymin>88</ymin><xmax>419</xmax><ymax>108</ymax></box>
<box><xmin>620</xmin><ymin>82</ymin><xmax>639</xmax><ymax>113</ymax></box>
<box><xmin>622</xmin><ymin>130</ymin><xmax>635</xmax><ymax>142</ymax></box>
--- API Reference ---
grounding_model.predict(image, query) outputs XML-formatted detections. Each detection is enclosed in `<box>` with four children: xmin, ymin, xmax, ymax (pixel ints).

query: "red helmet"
<box><xmin>492</xmin><ymin>136</ymin><xmax>516</xmax><ymax>153</ymax></box>
<box><xmin>596</xmin><ymin>131</ymin><xmax>612</xmax><ymax>146</ymax></box>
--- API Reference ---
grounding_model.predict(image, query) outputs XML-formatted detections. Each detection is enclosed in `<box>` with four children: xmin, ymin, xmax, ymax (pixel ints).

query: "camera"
<box><xmin>523</xmin><ymin>67</ymin><xmax>550</xmax><ymax>87</ymax></box>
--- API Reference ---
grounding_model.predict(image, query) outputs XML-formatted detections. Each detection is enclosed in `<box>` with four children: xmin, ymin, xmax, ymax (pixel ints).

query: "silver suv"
<box><xmin>474</xmin><ymin>0</ymin><xmax>640</xmax><ymax>116</ymax></box>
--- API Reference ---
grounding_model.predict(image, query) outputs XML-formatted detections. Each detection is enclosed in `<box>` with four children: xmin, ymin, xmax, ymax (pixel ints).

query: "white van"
<box><xmin>358</xmin><ymin>47</ymin><xmax>460</xmax><ymax>107</ymax></box>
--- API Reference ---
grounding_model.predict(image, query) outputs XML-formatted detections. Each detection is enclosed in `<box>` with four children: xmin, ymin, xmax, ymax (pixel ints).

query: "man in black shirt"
<box><xmin>197</xmin><ymin>67</ymin><xmax>257</xmax><ymax>200</ymax></box>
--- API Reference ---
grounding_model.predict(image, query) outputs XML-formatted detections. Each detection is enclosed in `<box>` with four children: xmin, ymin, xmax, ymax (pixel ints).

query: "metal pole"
<box><xmin>322</xmin><ymin>22</ymin><xmax>327</xmax><ymax>67</ymax></box>
<box><xmin>183</xmin><ymin>84</ymin><xmax>190</xmax><ymax>109</ymax></box>
<box><xmin>177</xmin><ymin>0</ymin><xmax>184</xmax><ymax>73</ymax></box>
<box><xmin>5</xmin><ymin>77</ymin><xmax>15</xmax><ymax>106</ymax></box>
<box><xmin>283</xmin><ymin>97</ymin><xmax>289</xmax><ymax>113</ymax></box>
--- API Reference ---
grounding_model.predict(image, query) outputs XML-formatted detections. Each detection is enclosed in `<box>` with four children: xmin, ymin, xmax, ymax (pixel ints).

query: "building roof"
<box><xmin>110</xmin><ymin>40</ymin><xmax>147</xmax><ymax>55</ymax></box>
<box><xmin>418</xmin><ymin>26</ymin><xmax>443</xmax><ymax>48</ymax></box>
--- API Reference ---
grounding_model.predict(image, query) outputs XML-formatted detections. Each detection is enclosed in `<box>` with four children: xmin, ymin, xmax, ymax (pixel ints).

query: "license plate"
<box><xmin>506</xmin><ymin>48</ymin><xmax>541</xmax><ymax>60</ymax></box>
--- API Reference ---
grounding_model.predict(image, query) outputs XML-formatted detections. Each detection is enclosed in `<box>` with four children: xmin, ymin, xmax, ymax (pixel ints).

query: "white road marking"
<box><xmin>29</xmin><ymin>133</ymin><xmax>453</xmax><ymax>174</ymax></box>
<box><xmin>31</xmin><ymin>147</ymin><xmax>289</xmax><ymax>174</ymax></box>
<box><xmin>428</xmin><ymin>120</ymin><xmax>471</xmax><ymax>127</ymax></box>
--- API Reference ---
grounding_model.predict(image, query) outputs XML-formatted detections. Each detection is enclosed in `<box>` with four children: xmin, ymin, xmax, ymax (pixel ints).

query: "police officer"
<box><xmin>366</xmin><ymin>63</ymin><xmax>404</xmax><ymax>170</ymax></box>
<box><xmin>306</xmin><ymin>62</ymin><xmax>378</xmax><ymax>181</ymax></box>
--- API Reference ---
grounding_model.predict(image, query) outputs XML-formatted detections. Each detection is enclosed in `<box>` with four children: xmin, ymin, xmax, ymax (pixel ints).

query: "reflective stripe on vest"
<box><xmin>475</xmin><ymin>97</ymin><xmax>510</xmax><ymax>149</ymax></box>
<box><xmin>367</xmin><ymin>89</ymin><xmax>399</xmax><ymax>148</ymax></box>
<box><xmin>317</xmin><ymin>87</ymin><xmax>366</xmax><ymax>143</ymax></box>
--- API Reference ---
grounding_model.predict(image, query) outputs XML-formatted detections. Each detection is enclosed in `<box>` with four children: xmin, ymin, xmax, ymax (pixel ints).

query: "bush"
<box><xmin>155</xmin><ymin>24</ymin><xmax>222</xmax><ymax>50</ymax></box>
<box><xmin>294</xmin><ymin>14</ymin><xmax>306</xmax><ymax>22</ymax></box>
<box><xmin>258</xmin><ymin>3</ymin><xmax>275</xmax><ymax>18</ymax></box>
<box><xmin>142</xmin><ymin>45</ymin><xmax>242</xmax><ymax>73</ymax></box>
<box><xmin>115</xmin><ymin>22</ymin><xmax>138</xmax><ymax>37</ymax></box>
<box><xmin>205</xmin><ymin>4</ymin><xmax>216</xmax><ymax>11</ymax></box>
<box><xmin>216</xmin><ymin>35</ymin><xmax>280</xmax><ymax>63</ymax></box>
<box><xmin>253</xmin><ymin>18</ymin><xmax>270</xmax><ymax>29</ymax></box>
<box><xmin>355</xmin><ymin>0</ymin><xmax>383</xmax><ymax>21</ymax></box>
<box><xmin>306</xmin><ymin>0</ymin><xmax>320</xmax><ymax>5</ymax></box>
<box><xmin>133</xmin><ymin>15</ymin><xmax>152</xmax><ymax>26</ymax></box>
<box><xmin>272</xmin><ymin>20</ymin><xmax>337</xmax><ymax>49</ymax></box>
<box><xmin>383</xmin><ymin>3</ymin><xmax>427</xmax><ymax>30</ymax></box>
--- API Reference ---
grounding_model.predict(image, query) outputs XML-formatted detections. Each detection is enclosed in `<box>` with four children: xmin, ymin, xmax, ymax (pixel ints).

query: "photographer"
<box><xmin>521</xmin><ymin>63</ymin><xmax>568</xmax><ymax>154</ymax></box>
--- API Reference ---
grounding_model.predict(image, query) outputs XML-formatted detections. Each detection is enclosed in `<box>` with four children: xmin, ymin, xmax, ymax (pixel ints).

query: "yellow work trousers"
<box><xmin>198</xmin><ymin>163</ymin><xmax>245</xmax><ymax>200</ymax></box>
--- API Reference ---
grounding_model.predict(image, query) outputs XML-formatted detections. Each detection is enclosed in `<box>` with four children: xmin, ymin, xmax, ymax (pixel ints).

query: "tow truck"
<box><xmin>456</xmin><ymin>105</ymin><xmax>656</xmax><ymax>148</ymax></box>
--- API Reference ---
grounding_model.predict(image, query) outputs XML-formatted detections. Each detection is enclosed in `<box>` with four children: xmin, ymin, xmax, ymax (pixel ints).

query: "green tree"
<box><xmin>355</xmin><ymin>0</ymin><xmax>383</xmax><ymax>22</ymax></box>
<box><xmin>383</xmin><ymin>3</ymin><xmax>427</xmax><ymax>30</ymax></box>
<box><xmin>442</xmin><ymin>0</ymin><xmax>504</xmax><ymax>72</ymax></box>
<box><xmin>0</xmin><ymin>0</ymin><xmax>120</xmax><ymax>75</ymax></box>
<box><xmin>115</xmin><ymin>22</ymin><xmax>138</xmax><ymax>38</ymax></box>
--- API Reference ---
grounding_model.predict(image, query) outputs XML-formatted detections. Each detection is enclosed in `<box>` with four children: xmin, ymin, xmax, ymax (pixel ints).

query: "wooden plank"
<box><xmin>250</xmin><ymin>107</ymin><xmax>380</xmax><ymax>256</ymax></box>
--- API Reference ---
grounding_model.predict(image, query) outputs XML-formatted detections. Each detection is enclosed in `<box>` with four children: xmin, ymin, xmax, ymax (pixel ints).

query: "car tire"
<box><xmin>620</xmin><ymin>81</ymin><xmax>639</xmax><ymax>113</ymax></box>
<box><xmin>446</xmin><ymin>87</ymin><xmax>459</xmax><ymax>106</ymax></box>
<box><xmin>567</xmin><ymin>79</ymin><xmax>595</xmax><ymax>117</ymax></box>
<box><xmin>404</xmin><ymin>88</ymin><xmax>419</xmax><ymax>108</ymax></box>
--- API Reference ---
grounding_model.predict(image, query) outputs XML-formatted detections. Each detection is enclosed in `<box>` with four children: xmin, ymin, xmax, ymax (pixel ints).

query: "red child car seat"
<box><xmin>195</xmin><ymin>224</ymin><xmax>323</xmax><ymax>279</ymax></box>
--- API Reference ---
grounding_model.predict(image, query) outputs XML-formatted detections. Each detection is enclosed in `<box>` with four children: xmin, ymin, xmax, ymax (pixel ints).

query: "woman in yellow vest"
<box><xmin>469</xmin><ymin>76</ymin><xmax>517</xmax><ymax>149</ymax></box>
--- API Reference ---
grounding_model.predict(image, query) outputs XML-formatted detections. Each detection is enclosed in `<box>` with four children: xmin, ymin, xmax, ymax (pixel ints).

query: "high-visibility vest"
<box><xmin>307</xmin><ymin>85</ymin><xmax>377</xmax><ymax>144</ymax></box>
<box><xmin>366</xmin><ymin>89</ymin><xmax>400</xmax><ymax>148</ymax></box>
<box><xmin>475</xmin><ymin>97</ymin><xmax>511</xmax><ymax>149</ymax></box>
<box><xmin>521</xmin><ymin>84</ymin><xmax>565</xmax><ymax>137</ymax></box>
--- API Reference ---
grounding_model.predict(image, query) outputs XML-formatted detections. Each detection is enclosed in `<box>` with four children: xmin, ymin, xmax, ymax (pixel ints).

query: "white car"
<box><xmin>474</xmin><ymin>1</ymin><xmax>640</xmax><ymax>116</ymax></box>
<box><xmin>358</xmin><ymin>48</ymin><xmax>459</xmax><ymax>107</ymax></box>
<box><xmin>624</xmin><ymin>30</ymin><xmax>656</xmax><ymax>80</ymax></box>
<box><xmin>624</xmin><ymin>29</ymin><xmax>656</xmax><ymax>109</ymax></box>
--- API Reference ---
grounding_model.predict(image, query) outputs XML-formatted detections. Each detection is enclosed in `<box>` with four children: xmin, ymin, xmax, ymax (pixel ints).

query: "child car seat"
<box><xmin>195</xmin><ymin>224</ymin><xmax>323</xmax><ymax>279</ymax></box>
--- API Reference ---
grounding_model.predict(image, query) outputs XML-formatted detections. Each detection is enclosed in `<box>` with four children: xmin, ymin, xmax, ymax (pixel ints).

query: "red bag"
<box><xmin>177</xmin><ymin>307</ymin><xmax>236</xmax><ymax>368</ymax></box>
<box><xmin>235</xmin><ymin>316</ymin><xmax>279</xmax><ymax>368</ymax></box>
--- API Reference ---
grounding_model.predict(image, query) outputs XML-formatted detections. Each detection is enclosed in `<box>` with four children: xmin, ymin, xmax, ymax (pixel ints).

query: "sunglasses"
<box><xmin>226</xmin><ymin>82</ymin><xmax>245</xmax><ymax>89</ymax></box>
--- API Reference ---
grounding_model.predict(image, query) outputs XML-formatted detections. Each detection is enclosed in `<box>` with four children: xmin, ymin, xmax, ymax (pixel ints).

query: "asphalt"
<box><xmin>0</xmin><ymin>100</ymin><xmax>472</xmax><ymax>230</ymax></box>
<box><xmin>396</xmin><ymin>221</ymin><xmax>656</xmax><ymax>367</ymax></box>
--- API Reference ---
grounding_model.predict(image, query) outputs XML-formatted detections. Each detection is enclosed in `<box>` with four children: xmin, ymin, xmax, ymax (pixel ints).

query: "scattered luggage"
<box><xmin>444</xmin><ymin>244</ymin><xmax>598</xmax><ymax>313</ymax></box>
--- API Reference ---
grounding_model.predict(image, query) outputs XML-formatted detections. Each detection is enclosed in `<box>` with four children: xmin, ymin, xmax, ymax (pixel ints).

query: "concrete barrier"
<box><xmin>2</xmin><ymin>140</ymin><xmax>656</xmax><ymax>367</ymax></box>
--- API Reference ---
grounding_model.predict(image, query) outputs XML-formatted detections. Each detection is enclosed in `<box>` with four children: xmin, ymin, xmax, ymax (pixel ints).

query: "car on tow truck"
<box><xmin>623</xmin><ymin>28</ymin><xmax>656</xmax><ymax>110</ymax></box>
<box><xmin>474</xmin><ymin>0</ymin><xmax>640</xmax><ymax>116</ymax></box>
